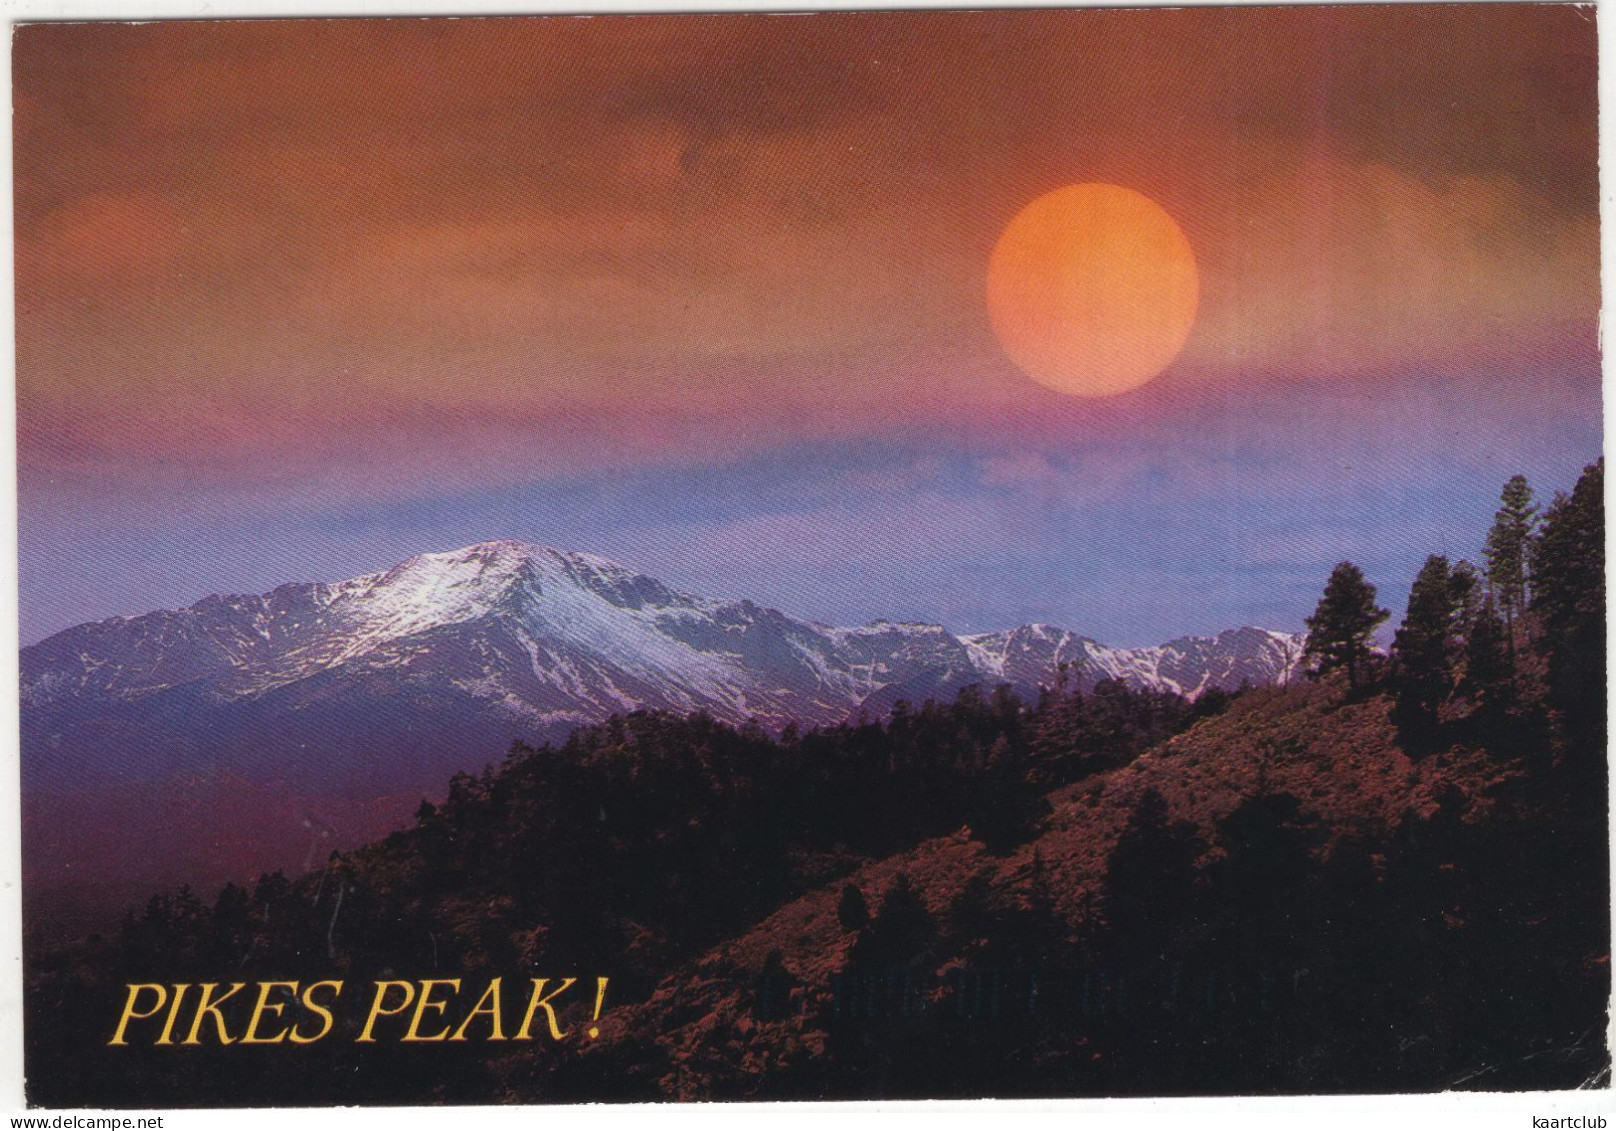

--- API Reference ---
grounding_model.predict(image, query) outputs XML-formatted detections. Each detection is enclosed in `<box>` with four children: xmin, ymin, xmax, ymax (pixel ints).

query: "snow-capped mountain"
<box><xmin>20</xmin><ymin>540</ymin><xmax>1304</xmax><ymax>920</ymax></box>
<box><xmin>24</xmin><ymin>540</ymin><xmax>1303</xmax><ymax>758</ymax></box>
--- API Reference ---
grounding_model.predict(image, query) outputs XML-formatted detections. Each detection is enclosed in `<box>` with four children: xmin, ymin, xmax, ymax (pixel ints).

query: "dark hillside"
<box><xmin>566</xmin><ymin>674</ymin><xmax>1603</xmax><ymax>1098</ymax></box>
<box><xmin>25</xmin><ymin>669</ymin><xmax>1606</xmax><ymax>1103</ymax></box>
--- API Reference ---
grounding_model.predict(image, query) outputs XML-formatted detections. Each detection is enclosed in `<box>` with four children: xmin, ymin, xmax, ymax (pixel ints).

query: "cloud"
<box><xmin>12</xmin><ymin>8</ymin><xmax>1599</xmax><ymax>507</ymax></box>
<box><xmin>1182</xmin><ymin>157</ymin><xmax>1599</xmax><ymax>378</ymax></box>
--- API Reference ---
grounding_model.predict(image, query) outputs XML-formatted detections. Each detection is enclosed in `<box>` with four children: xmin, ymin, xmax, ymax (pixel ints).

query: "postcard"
<box><xmin>10</xmin><ymin>2</ymin><xmax>1608</xmax><ymax>1108</ymax></box>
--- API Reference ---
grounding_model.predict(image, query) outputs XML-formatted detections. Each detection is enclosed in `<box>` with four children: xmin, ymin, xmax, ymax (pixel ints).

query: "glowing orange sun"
<box><xmin>986</xmin><ymin>183</ymin><xmax>1199</xmax><ymax>397</ymax></box>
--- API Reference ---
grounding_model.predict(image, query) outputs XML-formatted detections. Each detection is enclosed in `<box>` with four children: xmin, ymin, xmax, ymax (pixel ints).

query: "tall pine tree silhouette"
<box><xmin>1484</xmin><ymin>474</ymin><xmax>1538</xmax><ymax>656</ymax></box>
<box><xmin>1391</xmin><ymin>555</ymin><xmax>1460</xmax><ymax>741</ymax></box>
<box><xmin>1461</xmin><ymin>595</ymin><xmax>1514</xmax><ymax>713</ymax></box>
<box><xmin>1304</xmin><ymin>562</ymin><xmax>1389</xmax><ymax>690</ymax></box>
<box><xmin>1100</xmin><ymin>787</ymin><xmax>1205</xmax><ymax>962</ymax></box>
<box><xmin>1530</xmin><ymin>459</ymin><xmax>1605</xmax><ymax>760</ymax></box>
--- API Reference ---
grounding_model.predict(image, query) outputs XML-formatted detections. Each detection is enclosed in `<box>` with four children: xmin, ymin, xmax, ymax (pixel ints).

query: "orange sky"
<box><xmin>14</xmin><ymin>6</ymin><xmax>1599</xmax><ymax>496</ymax></box>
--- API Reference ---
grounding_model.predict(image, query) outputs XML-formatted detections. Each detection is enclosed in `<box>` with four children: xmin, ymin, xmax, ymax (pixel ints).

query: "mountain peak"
<box><xmin>24</xmin><ymin>541</ymin><xmax>1308</xmax><ymax>729</ymax></box>
<box><xmin>355</xmin><ymin>540</ymin><xmax>542</xmax><ymax>624</ymax></box>
<box><xmin>388</xmin><ymin>538</ymin><xmax>607</xmax><ymax>577</ymax></box>
<box><xmin>357</xmin><ymin>539</ymin><xmax>676</xmax><ymax>618</ymax></box>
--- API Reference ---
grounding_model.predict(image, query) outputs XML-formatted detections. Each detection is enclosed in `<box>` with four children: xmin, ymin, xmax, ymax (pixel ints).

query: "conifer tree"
<box><xmin>838</xmin><ymin>883</ymin><xmax>870</xmax><ymax>932</ymax></box>
<box><xmin>1448</xmin><ymin>559</ymin><xmax>1481</xmax><ymax>628</ymax></box>
<box><xmin>847</xmin><ymin>873</ymin><xmax>936</xmax><ymax>972</ymax></box>
<box><xmin>1461</xmin><ymin>595</ymin><xmax>1513</xmax><ymax>711</ymax></box>
<box><xmin>1484</xmin><ymin>475</ymin><xmax>1538</xmax><ymax>650</ymax></box>
<box><xmin>1304</xmin><ymin>562</ymin><xmax>1390</xmax><ymax>689</ymax></box>
<box><xmin>1446</xmin><ymin>558</ymin><xmax>1487</xmax><ymax>670</ymax></box>
<box><xmin>1529</xmin><ymin>460</ymin><xmax>1604</xmax><ymax>753</ymax></box>
<box><xmin>1391</xmin><ymin>555</ymin><xmax>1460</xmax><ymax>735</ymax></box>
<box><xmin>1101</xmin><ymin>788</ymin><xmax>1204</xmax><ymax>959</ymax></box>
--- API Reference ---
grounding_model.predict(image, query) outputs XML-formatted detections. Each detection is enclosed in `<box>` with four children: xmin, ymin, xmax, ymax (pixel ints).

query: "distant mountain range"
<box><xmin>20</xmin><ymin>540</ymin><xmax>1305</xmax><ymax>930</ymax></box>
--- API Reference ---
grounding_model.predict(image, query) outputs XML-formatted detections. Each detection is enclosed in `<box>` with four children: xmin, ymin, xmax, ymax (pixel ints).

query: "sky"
<box><xmin>13</xmin><ymin>4</ymin><xmax>1603</xmax><ymax>646</ymax></box>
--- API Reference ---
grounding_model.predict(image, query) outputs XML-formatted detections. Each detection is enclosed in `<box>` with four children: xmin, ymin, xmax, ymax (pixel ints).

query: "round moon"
<box><xmin>986</xmin><ymin>183</ymin><xmax>1199</xmax><ymax>397</ymax></box>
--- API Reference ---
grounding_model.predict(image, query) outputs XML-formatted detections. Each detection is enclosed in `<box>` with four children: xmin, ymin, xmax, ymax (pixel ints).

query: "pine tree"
<box><xmin>1461</xmin><ymin>594</ymin><xmax>1513</xmax><ymax>708</ymax></box>
<box><xmin>1448</xmin><ymin>559</ymin><xmax>1481</xmax><ymax>629</ymax></box>
<box><xmin>847</xmin><ymin>873</ymin><xmax>936</xmax><ymax>972</ymax></box>
<box><xmin>1391</xmin><ymin>556</ymin><xmax>1460</xmax><ymax>737</ymax></box>
<box><xmin>1100</xmin><ymin>788</ymin><xmax>1205</xmax><ymax>959</ymax></box>
<box><xmin>1204</xmin><ymin>791</ymin><xmax>1323</xmax><ymax>967</ymax></box>
<box><xmin>1304</xmin><ymin>562</ymin><xmax>1390</xmax><ymax>690</ymax></box>
<box><xmin>1484</xmin><ymin>475</ymin><xmax>1538</xmax><ymax>651</ymax></box>
<box><xmin>1529</xmin><ymin>460</ymin><xmax>1604</xmax><ymax>755</ymax></box>
<box><xmin>838</xmin><ymin>883</ymin><xmax>870</xmax><ymax>932</ymax></box>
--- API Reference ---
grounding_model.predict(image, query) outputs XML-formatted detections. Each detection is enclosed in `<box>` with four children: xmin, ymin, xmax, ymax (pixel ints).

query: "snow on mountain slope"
<box><xmin>19</xmin><ymin>540</ymin><xmax>1308</xmax><ymax>919</ymax></box>
<box><xmin>18</xmin><ymin>536</ymin><xmax>1305</xmax><ymax>785</ymax></box>
<box><xmin>23</xmin><ymin>540</ymin><xmax>1305</xmax><ymax>741</ymax></box>
<box><xmin>961</xmin><ymin>623</ymin><xmax>1306</xmax><ymax>699</ymax></box>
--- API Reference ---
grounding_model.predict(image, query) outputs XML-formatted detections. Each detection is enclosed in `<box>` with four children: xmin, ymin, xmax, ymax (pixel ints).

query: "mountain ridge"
<box><xmin>20</xmin><ymin>539</ymin><xmax>1306</xmax><ymax>921</ymax></box>
<box><xmin>24</xmin><ymin>538</ymin><xmax>1304</xmax><ymax>726</ymax></box>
